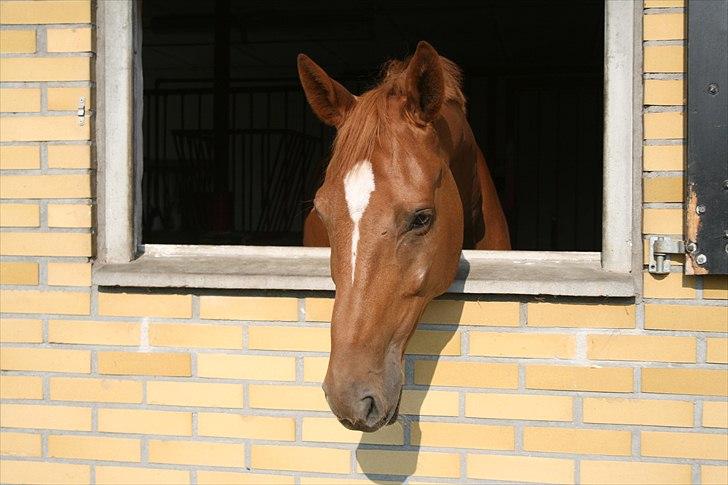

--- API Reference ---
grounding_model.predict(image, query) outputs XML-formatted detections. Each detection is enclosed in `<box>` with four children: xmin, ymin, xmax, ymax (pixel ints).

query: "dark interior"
<box><xmin>141</xmin><ymin>0</ymin><xmax>604</xmax><ymax>250</ymax></box>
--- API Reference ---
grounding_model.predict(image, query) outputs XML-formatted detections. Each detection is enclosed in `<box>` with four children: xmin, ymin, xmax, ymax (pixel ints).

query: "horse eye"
<box><xmin>409</xmin><ymin>210</ymin><xmax>433</xmax><ymax>232</ymax></box>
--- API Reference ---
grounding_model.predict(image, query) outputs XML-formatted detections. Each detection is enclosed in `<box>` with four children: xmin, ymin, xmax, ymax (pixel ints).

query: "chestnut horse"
<box><xmin>298</xmin><ymin>41</ymin><xmax>510</xmax><ymax>432</ymax></box>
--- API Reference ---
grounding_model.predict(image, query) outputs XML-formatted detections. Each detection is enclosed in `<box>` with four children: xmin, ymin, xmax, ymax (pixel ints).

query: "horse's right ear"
<box><xmin>297</xmin><ymin>54</ymin><xmax>355</xmax><ymax>128</ymax></box>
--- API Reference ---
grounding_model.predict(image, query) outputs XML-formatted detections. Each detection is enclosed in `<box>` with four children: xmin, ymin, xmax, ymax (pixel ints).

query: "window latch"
<box><xmin>77</xmin><ymin>96</ymin><xmax>86</xmax><ymax>126</ymax></box>
<box><xmin>648</xmin><ymin>236</ymin><xmax>686</xmax><ymax>274</ymax></box>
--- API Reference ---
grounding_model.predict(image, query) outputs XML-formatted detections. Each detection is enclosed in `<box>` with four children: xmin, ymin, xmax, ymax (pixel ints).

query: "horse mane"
<box><xmin>328</xmin><ymin>55</ymin><xmax>466</xmax><ymax>177</ymax></box>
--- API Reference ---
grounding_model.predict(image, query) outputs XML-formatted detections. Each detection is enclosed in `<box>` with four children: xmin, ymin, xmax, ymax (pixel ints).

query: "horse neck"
<box><xmin>437</xmin><ymin>103</ymin><xmax>485</xmax><ymax>249</ymax></box>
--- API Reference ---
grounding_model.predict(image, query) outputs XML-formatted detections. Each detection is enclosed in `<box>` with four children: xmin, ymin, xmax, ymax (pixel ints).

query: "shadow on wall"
<box><xmin>354</xmin><ymin>300</ymin><xmax>466</xmax><ymax>483</ymax></box>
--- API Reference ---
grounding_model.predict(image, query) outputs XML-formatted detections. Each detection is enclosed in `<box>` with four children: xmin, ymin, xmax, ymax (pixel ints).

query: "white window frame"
<box><xmin>94</xmin><ymin>0</ymin><xmax>640</xmax><ymax>297</ymax></box>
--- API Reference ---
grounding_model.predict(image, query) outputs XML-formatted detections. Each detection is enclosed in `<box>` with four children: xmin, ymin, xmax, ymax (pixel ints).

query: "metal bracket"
<box><xmin>77</xmin><ymin>96</ymin><xmax>86</xmax><ymax>126</ymax></box>
<box><xmin>648</xmin><ymin>236</ymin><xmax>686</xmax><ymax>274</ymax></box>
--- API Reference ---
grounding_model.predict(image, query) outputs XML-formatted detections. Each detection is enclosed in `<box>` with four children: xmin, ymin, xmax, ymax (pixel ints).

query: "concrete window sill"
<box><xmin>93</xmin><ymin>245</ymin><xmax>635</xmax><ymax>297</ymax></box>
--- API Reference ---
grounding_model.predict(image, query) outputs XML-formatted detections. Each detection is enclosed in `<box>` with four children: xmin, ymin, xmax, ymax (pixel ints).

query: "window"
<box><xmin>95</xmin><ymin>0</ymin><xmax>638</xmax><ymax>296</ymax></box>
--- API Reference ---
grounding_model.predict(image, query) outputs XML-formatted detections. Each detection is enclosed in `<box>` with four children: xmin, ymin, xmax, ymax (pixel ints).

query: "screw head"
<box><xmin>723</xmin><ymin>180</ymin><xmax>728</xmax><ymax>190</ymax></box>
<box><xmin>696</xmin><ymin>205</ymin><xmax>707</xmax><ymax>214</ymax></box>
<box><xmin>696</xmin><ymin>254</ymin><xmax>707</xmax><ymax>265</ymax></box>
<box><xmin>708</xmin><ymin>83</ymin><xmax>719</xmax><ymax>95</ymax></box>
<box><xmin>686</xmin><ymin>242</ymin><xmax>697</xmax><ymax>253</ymax></box>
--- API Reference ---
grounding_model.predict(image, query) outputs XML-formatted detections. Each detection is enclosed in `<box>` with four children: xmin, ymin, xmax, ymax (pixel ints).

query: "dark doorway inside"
<box><xmin>141</xmin><ymin>0</ymin><xmax>604</xmax><ymax>250</ymax></box>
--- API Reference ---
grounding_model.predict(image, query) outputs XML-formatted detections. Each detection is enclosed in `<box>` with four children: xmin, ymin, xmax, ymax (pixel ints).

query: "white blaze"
<box><xmin>343</xmin><ymin>160</ymin><xmax>375</xmax><ymax>283</ymax></box>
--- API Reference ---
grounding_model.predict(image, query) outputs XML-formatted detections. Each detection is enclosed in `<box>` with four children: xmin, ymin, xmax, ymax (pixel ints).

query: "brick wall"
<box><xmin>1</xmin><ymin>1</ymin><xmax>726</xmax><ymax>484</ymax></box>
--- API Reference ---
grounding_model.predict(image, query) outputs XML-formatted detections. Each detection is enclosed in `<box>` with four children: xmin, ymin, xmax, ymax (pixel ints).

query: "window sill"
<box><xmin>93</xmin><ymin>245</ymin><xmax>635</xmax><ymax>297</ymax></box>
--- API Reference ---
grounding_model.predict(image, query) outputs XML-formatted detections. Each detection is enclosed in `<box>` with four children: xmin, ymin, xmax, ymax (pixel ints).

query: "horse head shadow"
<box><xmin>354</xmin><ymin>294</ymin><xmax>466</xmax><ymax>483</ymax></box>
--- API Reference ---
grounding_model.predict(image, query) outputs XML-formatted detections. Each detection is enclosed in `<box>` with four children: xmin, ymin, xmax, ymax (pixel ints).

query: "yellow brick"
<box><xmin>49</xmin><ymin>434</ymin><xmax>140</xmax><ymax>462</ymax></box>
<box><xmin>98</xmin><ymin>351</ymin><xmax>191</xmax><ymax>377</ymax></box>
<box><xmin>0</xmin><ymin>432</ymin><xmax>41</xmax><ymax>457</ymax></box>
<box><xmin>644</xmin><ymin>46</ymin><xmax>685</xmax><ymax>73</ymax></box>
<box><xmin>704</xmin><ymin>277</ymin><xmax>728</xmax><ymax>299</ymax></box>
<box><xmin>198</xmin><ymin>471</ymin><xmax>292</xmax><ymax>485</ymax></box>
<box><xmin>414</xmin><ymin>360</ymin><xmax>518</xmax><ymax>388</ymax></box>
<box><xmin>49</xmin><ymin>319</ymin><xmax>139</xmax><ymax>345</ymax></box>
<box><xmin>0</xmin><ymin>56</ymin><xmax>90</xmax><ymax>81</ymax></box>
<box><xmin>0</xmin><ymin>232</ymin><xmax>92</xmax><ymax>256</ymax></box>
<box><xmin>0</xmin><ymin>347</ymin><xmax>89</xmax><ymax>372</ymax></box>
<box><xmin>702</xmin><ymin>465</ymin><xmax>728</xmax><ymax>485</ymax></box>
<box><xmin>47</xmin><ymin>144</ymin><xmax>91</xmax><ymax>168</ymax></box>
<box><xmin>46</xmin><ymin>87</ymin><xmax>92</xmax><ymax>111</ymax></box>
<box><xmin>0</xmin><ymin>87</ymin><xmax>40</xmax><ymax>111</ymax></box>
<box><xmin>412</xmin><ymin>421</ymin><xmax>513</xmax><ymax>450</ymax></box>
<box><xmin>588</xmin><ymin>334</ymin><xmax>695</xmax><ymax>363</ymax></box>
<box><xmin>96</xmin><ymin>466</ymin><xmax>190</xmax><ymax>485</ymax></box>
<box><xmin>0</xmin><ymin>30</ymin><xmax>35</xmax><ymax>53</ymax></box>
<box><xmin>645</xmin><ymin>304</ymin><xmax>727</xmax><ymax>332</ymax></box>
<box><xmin>643</xmin><ymin>144</ymin><xmax>684</xmax><ymax>171</ymax></box>
<box><xmin>47</xmin><ymin>27</ymin><xmax>91</xmax><ymax>52</ymax></box>
<box><xmin>0</xmin><ymin>403</ymin><xmax>91</xmax><ymax>431</ymax></box>
<box><xmin>147</xmin><ymin>381</ymin><xmax>243</xmax><ymax>408</ymax></box>
<box><xmin>703</xmin><ymin>401</ymin><xmax>728</xmax><ymax>428</ymax></box>
<box><xmin>0</xmin><ymin>317</ymin><xmax>42</xmax><ymax>342</ymax></box>
<box><xmin>584</xmin><ymin>397</ymin><xmax>693</xmax><ymax>427</ymax></box>
<box><xmin>0</xmin><ymin>460</ymin><xmax>90</xmax><ymax>485</ymax></box>
<box><xmin>526</xmin><ymin>365</ymin><xmax>633</xmax><ymax>392</ymax></box>
<box><xmin>644</xmin><ymin>79</ymin><xmax>685</xmax><ymax>106</ymax></box>
<box><xmin>149</xmin><ymin>440</ymin><xmax>244</xmax><ymax>467</ymax></box>
<box><xmin>642</xmin><ymin>431</ymin><xmax>727</xmax><ymax>460</ymax></box>
<box><xmin>0</xmin><ymin>1</ymin><xmax>91</xmax><ymax>24</ymax></box>
<box><xmin>581</xmin><ymin>460</ymin><xmax>691</xmax><ymax>485</ymax></box>
<box><xmin>0</xmin><ymin>174</ymin><xmax>91</xmax><ymax>198</ymax></box>
<box><xmin>644</xmin><ymin>176</ymin><xmax>683</xmax><ymax>202</ymax></box>
<box><xmin>524</xmin><ymin>427</ymin><xmax>631</xmax><ymax>456</ymax></box>
<box><xmin>468</xmin><ymin>454</ymin><xmax>574</xmax><ymax>484</ymax></box>
<box><xmin>406</xmin><ymin>329</ymin><xmax>460</xmax><ymax>355</ymax></box>
<box><xmin>528</xmin><ymin>302</ymin><xmax>635</xmax><ymax>328</ymax></box>
<box><xmin>0</xmin><ymin>289</ymin><xmax>89</xmax><ymax>314</ymax></box>
<box><xmin>422</xmin><ymin>299</ymin><xmax>520</xmax><ymax>326</ymax></box>
<box><xmin>254</xmin><ymin>445</ymin><xmax>350</xmax><ymax>474</ymax></box>
<box><xmin>356</xmin><ymin>449</ymin><xmax>459</xmax><ymax>478</ymax></box>
<box><xmin>304</xmin><ymin>297</ymin><xmax>334</xmax><ymax>321</ymax></box>
<box><xmin>642</xmin><ymin>368</ymin><xmax>728</xmax><ymax>396</ymax></box>
<box><xmin>400</xmin><ymin>389</ymin><xmax>459</xmax><ymax>417</ymax></box>
<box><xmin>707</xmin><ymin>338</ymin><xmax>728</xmax><ymax>364</ymax></box>
<box><xmin>47</xmin><ymin>262</ymin><xmax>92</xmax><ymax>286</ymax></box>
<box><xmin>0</xmin><ymin>204</ymin><xmax>39</xmax><ymax>227</ymax></box>
<box><xmin>150</xmin><ymin>322</ymin><xmax>242</xmax><ymax>349</ymax></box>
<box><xmin>0</xmin><ymin>261</ymin><xmax>38</xmax><ymax>284</ymax></box>
<box><xmin>0</xmin><ymin>375</ymin><xmax>43</xmax><ymax>399</ymax></box>
<box><xmin>200</xmin><ymin>295</ymin><xmax>298</xmax><ymax>321</ymax></box>
<box><xmin>98</xmin><ymin>408</ymin><xmax>192</xmax><ymax>436</ymax></box>
<box><xmin>197</xmin><ymin>354</ymin><xmax>295</xmax><ymax>381</ymax></box>
<box><xmin>48</xmin><ymin>203</ymin><xmax>92</xmax><ymax>227</ymax></box>
<box><xmin>466</xmin><ymin>392</ymin><xmax>573</xmax><ymax>421</ymax></box>
<box><xmin>199</xmin><ymin>413</ymin><xmax>295</xmax><ymax>441</ymax></box>
<box><xmin>302</xmin><ymin>417</ymin><xmax>403</xmax><ymax>445</ymax></box>
<box><xmin>645</xmin><ymin>0</ymin><xmax>684</xmax><ymax>6</ymax></box>
<box><xmin>0</xmin><ymin>115</ymin><xmax>89</xmax><ymax>142</ymax></box>
<box><xmin>51</xmin><ymin>377</ymin><xmax>143</xmax><ymax>403</ymax></box>
<box><xmin>644</xmin><ymin>13</ymin><xmax>685</xmax><ymax>40</ymax></box>
<box><xmin>0</xmin><ymin>145</ymin><xmax>39</xmax><ymax>169</ymax></box>
<box><xmin>469</xmin><ymin>331</ymin><xmax>574</xmax><ymax>358</ymax></box>
<box><xmin>299</xmin><ymin>479</ymin><xmax>397</xmax><ymax>485</ymax></box>
<box><xmin>249</xmin><ymin>326</ymin><xmax>328</xmax><ymax>351</ymax></box>
<box><xmin>249</xmin><ymin>384</ymin><xmax>327</xmax><ymax>411</ymax></box>
<box><xmin>644</xmin><ymin>112</ymin><xmax>684</xmax><ymax>140</ymax></box>
<box><xmin>98</xmin><ymin>292</ymin><xmax>192</xmax><ymax>318</ymax></box>
<box><xmin>644</xmin><ymin>272</ymin><xmax>697</xmax><ymax>298</ymax></box>
<box><xmin>303</xmin><ymin>356</ymin><xmax>328</xmax><ymax>382</ymax></box>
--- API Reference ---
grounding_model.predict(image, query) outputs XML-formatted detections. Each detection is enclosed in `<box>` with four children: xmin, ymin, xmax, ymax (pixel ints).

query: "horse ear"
<box><xmin>297</xmin><ymin>54</ymin><xmax>355</xmax><ymax>128</ymax></box>
<box><xmin>405</xmin><ymin>41</ymin><xmax>445</xmax><ymax>125</ymax></box>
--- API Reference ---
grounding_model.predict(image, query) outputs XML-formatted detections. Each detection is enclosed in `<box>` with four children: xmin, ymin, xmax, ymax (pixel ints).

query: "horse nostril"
<box><xmin>362</xmin><ymin>396</ymin><xmax>378</xmax><ymax>423</ymax></box>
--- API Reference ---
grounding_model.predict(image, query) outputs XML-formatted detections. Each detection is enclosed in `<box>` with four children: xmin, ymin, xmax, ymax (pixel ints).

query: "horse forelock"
<box><xmin>327</xmin><ymin>55</ymin><xmax>466</xmax><ymax>178</ymax></box>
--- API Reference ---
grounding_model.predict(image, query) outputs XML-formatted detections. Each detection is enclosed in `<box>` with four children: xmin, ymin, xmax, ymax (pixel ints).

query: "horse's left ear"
<box><xmin>405</xmin><ymin>41</ymin><xmax>446</xmax><ymax>125</ymax></box>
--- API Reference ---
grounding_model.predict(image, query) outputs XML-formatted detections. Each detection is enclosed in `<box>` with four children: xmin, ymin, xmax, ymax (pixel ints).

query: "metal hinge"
<box><xmin>648</xmin><ymin>236</ymin><xmax>688</xmax><ymax>274</ymax></box>
<box><xmin>77</xmin><ymin>96</ymin><xmax>86</xmax><ymax>126</ymax></box>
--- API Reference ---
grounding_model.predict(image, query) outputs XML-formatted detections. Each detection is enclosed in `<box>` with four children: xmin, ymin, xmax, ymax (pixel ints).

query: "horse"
<box><xmin>297</xmin><ymin>41</ymin><xmax>510</xmax><ymax>432</ymax></box>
